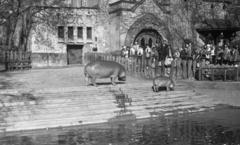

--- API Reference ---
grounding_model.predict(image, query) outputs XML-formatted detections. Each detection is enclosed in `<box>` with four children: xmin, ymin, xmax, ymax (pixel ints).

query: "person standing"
<box><xmin>130</xmin><ymin>46</ymin><xmax>135</xmax><ymax>57</ymax></box>
<box><xmin>233</xmin><ymin>45</ymin><xmax>239</xmax><ymax>66</ymax></box>
<box><xmin>121</xmin><ymin>46</ymin><xmax>128</xmax><ymax>58</ymax></box>
<box><xmin>210</xmin><ymin>43</ymin><xmax>216</xmax><ymax>65</ymax></box>
<box><xmin>175</xmin><ymin>48</ymin><xmax>182</xmax><ymax>80</ymax></box>
<box><xmin>133</xmin><ymin>42</ymin><xmax>139</xmax><ymax>56</ymax></box>
<box><xmin>187</xmin><ymin>43</ymin><xmax>193</xmax><ymax>80</ymax></box>
<box><xmin>192</xmin><ymin>47</ymin><xmax>199</xmax><ymax>80</ymax></box>
<box><xmin>137</xmin><ymin>46</ymin><xmax>143</xmax><ymax>63</ymax></box>
<box><xmin>155</xmin><ymin>43</ymin><xmax>160</xmax><ymax>58</ymax></box>
<box><xmin>145</xmin><ymin>45</ymin><xmax>152</xmax><ymax>68</ymax></box>
<box><xmin>180</xmin><ymin>43</ymin><xmax>188</xmax><ymax>79</ymax></box>
<box><xmin>145</xmin><ymin>45</ymin><xmax>151</xmax><ymax>59</ymax></box>
<box><xmin>223</xmin><ymin>44</ymin><xmax>230</xmax><ymax>65</ymax></box>
<box><xmin>237</xmin><ymin>45</ymin><xmax>240</xmax><ymax>55</ymax></box>
<box><xmin>150</xmin><ymin>47</ymin><xmax>159</xmax><ymax>78</ymax></box>
<box><xmin>160</xmin><ymin>40</ymin><xmax>170</xmax><ymax>76</ymax></box>
<box><xmin>216</xmin><ymin>44</ymin><xmax>223</xmax><ymax>65</ymax></box>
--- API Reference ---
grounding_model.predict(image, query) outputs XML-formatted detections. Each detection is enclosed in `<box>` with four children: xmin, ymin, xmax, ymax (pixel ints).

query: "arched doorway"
<box><xmin>134</xmin><ymin>29</ymin><xmax>162</xmax><ymax>48</ymax></box>
<box><xmin>124</xmin><ymin>13</ymin><xmax>172</xmax><ymax>48</ymax></box>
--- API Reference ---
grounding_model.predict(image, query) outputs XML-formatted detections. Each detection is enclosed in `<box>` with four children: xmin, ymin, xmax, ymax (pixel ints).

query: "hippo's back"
<box><xmin>85</xmin><ymin>60</ymin><xmax>124</xmax><ymax>78</ymax></box>
<box><xmin>86</xmin><ymin>60</ymin><xmax>122</xmax><ymax>69</ymax></box>
<box><xmin>153</xmin><ymin>76</ymin><xmax>172</xmax><ymax>87</ymax></box>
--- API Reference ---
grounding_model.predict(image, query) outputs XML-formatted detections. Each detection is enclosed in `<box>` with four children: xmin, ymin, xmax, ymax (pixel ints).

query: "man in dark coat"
<box><xmin>159</xmin><ymin>40</ymin><xmax>171</xmax><ymax>76</ymax></box>
<box><xmin>180</xmin><ymin>43</ymin><xmax>188</xmax><ymax>79</ymax></box>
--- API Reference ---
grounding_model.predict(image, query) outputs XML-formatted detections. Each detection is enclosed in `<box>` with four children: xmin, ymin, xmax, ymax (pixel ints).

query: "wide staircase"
<box><xmin>0</xmin><ymin>82</ymin><xmax>221</xmax><ymax>133</ymax></box>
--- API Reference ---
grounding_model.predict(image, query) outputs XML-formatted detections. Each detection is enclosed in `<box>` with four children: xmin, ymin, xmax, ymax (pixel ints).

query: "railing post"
<box><xmin>224</xmin><ymin>69</ymin><xmax>227</xmax><ymax>81</ymax></box>
<box><xmin>155</xmin><ymin>58</ymin><xmax>159</xmax><ymax>77</ymax></box>
<box><xmin>141</xmin><ymin>57</ymin><xmax>145</xmax><ymax>77</ymax></box>
<box><xmin>199</xmin><ymin>60</ymin><xmax>202</xmax><ymax>81</ymax></box>
<box><xmin>212</xmin><ymin>69</ymin><xmax>215</xmax><ymax>81</ymax></box>
<box><xmin>127</xmin><ymin>58</ymin><xmax>131</xmax><ymax>75</ymax></box>
<box><xmin>132</xmin><ymin>58</ymin><xmax>136</xmax><ymax>76</ymax></box>
<box><xmin>236</xmin><ymin>67</ymin><xmax>239</xmax><ymax>82</ymax></box>
<box><xmin>129</xmin><ymin>57</ymin><xmax>133</xmax><ymax>75</ymax></box>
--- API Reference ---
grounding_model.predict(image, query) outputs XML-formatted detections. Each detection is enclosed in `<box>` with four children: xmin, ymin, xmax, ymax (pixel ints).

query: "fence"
<box><xmin>84</xmin><ymin>52</ymin><xmax>161</xmax><ymax>78</ymax></box>
<box><xmin>200</xmin><ymin>67</ymin><xmax>239</xmax><ymax>81</ymax></box>
<box><xmin>0</xmin><ymin>50</ymin><xmax>32</xmax><ymax>71</ymax></box>
<box><xmin>84</xmin><ymin>52</ymin><xmax>240</xmax><ymax>82</ymax></box>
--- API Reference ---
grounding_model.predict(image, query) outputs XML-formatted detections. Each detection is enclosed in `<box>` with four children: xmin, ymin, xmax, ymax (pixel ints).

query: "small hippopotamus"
<box><xmin>152</xmin><ymin>76</ymin><xmax>175</xmax><ymax>92</ymax></box>
<box><xmin>84</xmin><ymin>60</ymin><xmax>126</xmax><ymax>87</ymax></box>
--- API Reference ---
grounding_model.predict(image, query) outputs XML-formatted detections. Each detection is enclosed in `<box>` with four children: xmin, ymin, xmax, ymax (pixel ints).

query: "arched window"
<box><xmin>141</xmin><ymin>37</ymin><xmax>145</xmax><ymax>47</ymax></box>
<box><xmin>148</xmin><ymin>38</ymin><xmax>152</xmax><ymax>47</ymax></box>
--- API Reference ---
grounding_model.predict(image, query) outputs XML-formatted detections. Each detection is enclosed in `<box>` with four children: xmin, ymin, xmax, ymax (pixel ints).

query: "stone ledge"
<box><xmin>31</xmin><ymin>53</ymin><xmax>68</xmax><ymax>69</ymax></box>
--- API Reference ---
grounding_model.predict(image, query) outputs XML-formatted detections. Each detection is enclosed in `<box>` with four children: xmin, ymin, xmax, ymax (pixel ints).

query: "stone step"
<box><xmin>2</xmin><ymin>94</ymin><xmax>210</xmax><ymax>128</ymax></box>
<box><xmin>0</xmin><ymin>80</ymin><xmax>217</xmax><ymax>133</ymax></box>
<box><xmin>0</xmin><ymin>90</ymin><xmax>193</xmax><ymax>107</ymax></box>
<box><xmin>2</xmin><ymin>99</ymin><xmax>220</xmax><ymax>132</ymax></box>
<box><xmin>0</xmin><ymin>88</ymin><xmax>189</xmax><ymax>105</ymax></box>
<box><xmin>3</xmin><ymin>93</ymin><xmax>205</xmax><ymax>123</ymax></box>
<box><xmin>36</xmin><ymin>87</ymin><xmax>188</xmax><ymax>97</ymax></box>
<box><xmin>1</xmin><ymin>92</ymin><xmax>198</xmax><ymax>116</ymax></box>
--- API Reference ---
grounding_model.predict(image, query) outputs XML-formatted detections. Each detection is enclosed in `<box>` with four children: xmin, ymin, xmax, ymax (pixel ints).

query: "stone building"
<box><xmin>28</xmin><ymin>0</ymin><xmax>240</xmax><ymax>68</ymax></box>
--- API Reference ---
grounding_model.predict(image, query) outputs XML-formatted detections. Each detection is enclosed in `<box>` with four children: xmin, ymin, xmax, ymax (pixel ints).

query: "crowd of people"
<box><xmin>119</xmin><ymin>39</ymin><xmax>240</xmax><ymax>80</ymax></box>
<box><xmin>120</xmin><ymin>40</ymin><xmax>175</xmax><ymax>78</ymax></box>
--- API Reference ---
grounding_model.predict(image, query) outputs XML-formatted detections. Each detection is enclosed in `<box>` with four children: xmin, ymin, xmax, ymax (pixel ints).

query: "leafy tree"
<box><xmin>0</xmin><ymin>0</ymin><xmax>72</xmax><ymax>51</ymax></box>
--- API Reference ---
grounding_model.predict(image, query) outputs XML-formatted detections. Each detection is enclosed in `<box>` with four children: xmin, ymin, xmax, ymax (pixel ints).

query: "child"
<box><xmin>233</xmin><ymin>46</ymin><xmax>239</xmax><ymax>66</ymax></box>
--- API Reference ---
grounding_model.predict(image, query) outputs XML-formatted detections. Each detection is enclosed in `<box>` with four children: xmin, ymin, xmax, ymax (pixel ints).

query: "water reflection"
<box><xmin>1</xmin><ymin>107</ymin><xmax>240</xmax><ymax>145</ymax></box>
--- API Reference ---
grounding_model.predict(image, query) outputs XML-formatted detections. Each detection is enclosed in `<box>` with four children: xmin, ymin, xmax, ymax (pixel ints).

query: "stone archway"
<box><xmin>134</xmin><ymin>29</ymin><xmax>162</xmax><ymax>48</ymax></box>
<box><xmin>124</xmin><ymin>13</ymin><xmax>172</xmax><ymax>47</ymax></box>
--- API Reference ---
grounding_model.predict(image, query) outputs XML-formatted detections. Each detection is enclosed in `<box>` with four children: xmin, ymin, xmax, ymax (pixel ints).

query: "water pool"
<box><xmin>1</xmin><ymin>105</ymin><xmax>240</xmax><ymax>145</ymax></box>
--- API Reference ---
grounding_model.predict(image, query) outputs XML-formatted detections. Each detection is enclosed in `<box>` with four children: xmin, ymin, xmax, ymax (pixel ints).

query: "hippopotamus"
<box><xmin>84</xmin><ymin>60</ymin><xmax>126</xmax><ymax>86</ymax></box>
<box><xmin>152</xmin><ymin>76</ymin><xmax>175</xmax><ymax>92</ymax></box>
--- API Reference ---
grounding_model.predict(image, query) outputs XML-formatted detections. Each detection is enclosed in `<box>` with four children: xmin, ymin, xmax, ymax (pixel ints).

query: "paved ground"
<box><xmin>0</xmin><ymin>66</ymin><xmax>152</xmax><ymax>90</ymax></box>
<box><xmin>1</xmin><ymin>66</ymin><xmax>240</xmax><ymax>107</ymax></box>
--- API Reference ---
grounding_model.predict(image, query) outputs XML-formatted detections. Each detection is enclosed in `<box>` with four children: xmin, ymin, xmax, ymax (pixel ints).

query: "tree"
<box><xmin>0</xmin><ymin>0</ymin><xmax>72</xmax><ymax>51</ymax></box>
<box><xmin>184</xmin><ymin>0</ymin><xmax>240</xmax><ymax>45</ymax></box>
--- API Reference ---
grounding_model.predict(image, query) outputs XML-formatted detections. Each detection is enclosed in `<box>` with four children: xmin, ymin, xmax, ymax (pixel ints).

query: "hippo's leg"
<box><xmin>111</xmin><ymin>77</ymin><xmax>117</xmax><ymax>86</ymax></box>
<box><xmin>166</xmin><ymin>86</ymin><xmax>170</xmax><ymax>92</ymax></box>
<box><xmin>152</xmin><ymin>86</ymin><xmax>155</xmax><ymax>92</ymax></box>
<box><xmin>153</xmin><ymin>86</ymin><xmax>158</xmax><ymax>92</ymax></box>
<box><xmin>153</xmin><ymin>86</ymin><xmax>157</xmax><ymax>92</ymax></box>
<box><xmin>156</xmin><ymin>86</ymin><xmax>159</xmax><ymax>92</ymax></box>
<box><xmin>85</xmin><ymin>76</ymin><xmax>89</xmax><ymax>86</ymax></box>
<box><xmin>89</xmin><ymin>77</ymin><xmax>93</xmax><ymax>86</ymax></box>
<box><xmin>85</xmin><ymin>74</ymin><xmax>92</xmax><ymax>86</ymax></box>
<box><xmin>92</xmin><ymin>77</ymin><xmax>98</xmax><ymax>87</ymax></box>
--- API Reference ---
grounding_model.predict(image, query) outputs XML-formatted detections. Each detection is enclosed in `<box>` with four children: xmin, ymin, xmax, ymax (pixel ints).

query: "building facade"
<box><xmin>29</xmin><ymin>0</ymin><xmax>239</xmax><ymax>68</ymax></box>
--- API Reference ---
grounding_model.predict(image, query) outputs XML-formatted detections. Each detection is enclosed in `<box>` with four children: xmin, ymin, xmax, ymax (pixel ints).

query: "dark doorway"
<box><xmin>67</xmin><ymin>45</ymin><xmax>83</xmax><ymax>65</ymax></box>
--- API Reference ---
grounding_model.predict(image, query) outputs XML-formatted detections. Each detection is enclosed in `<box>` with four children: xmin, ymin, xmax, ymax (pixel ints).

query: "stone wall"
<box><xmin>29</xmin><ymin>8</ymin><xmax>110</xmax><ymax>68</ymax></box>
<box><xmin>31</xmin><ymin>53</ymin><xmax>67</xmax><ymax>68</ymax></box>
